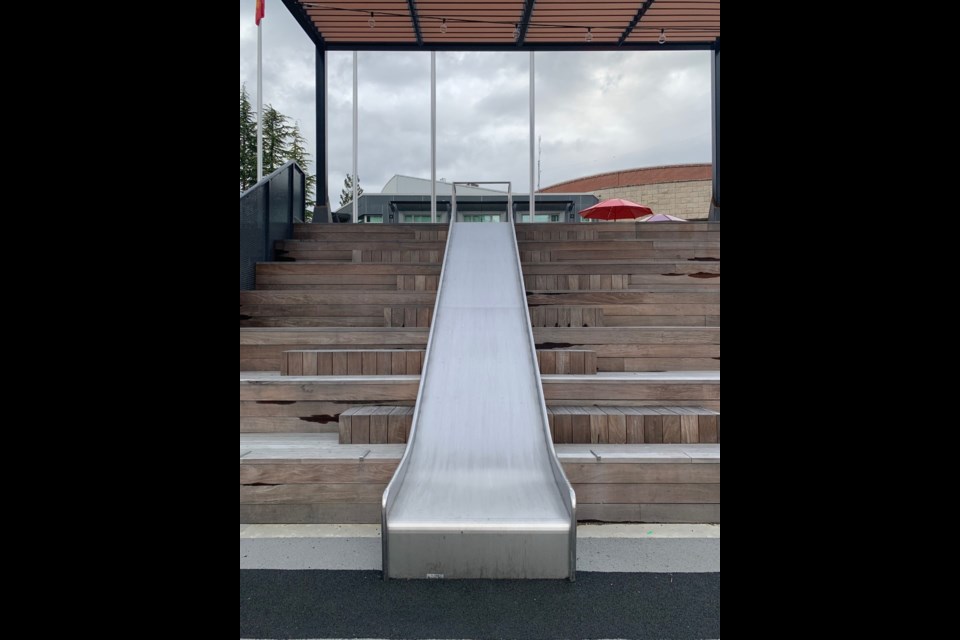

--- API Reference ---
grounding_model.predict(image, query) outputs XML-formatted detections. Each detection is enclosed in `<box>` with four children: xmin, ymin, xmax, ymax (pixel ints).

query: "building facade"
<box><xmin>540</xmin><ymin>164</ymin><xmax>712</xmax><ymax>220</ymax></box>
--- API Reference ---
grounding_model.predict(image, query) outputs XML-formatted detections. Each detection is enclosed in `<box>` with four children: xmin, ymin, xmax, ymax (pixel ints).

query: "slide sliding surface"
<box><xmin>382</xmin><ymin>216</ymin><xmax>576</xmax><ymax>579</ymax></box>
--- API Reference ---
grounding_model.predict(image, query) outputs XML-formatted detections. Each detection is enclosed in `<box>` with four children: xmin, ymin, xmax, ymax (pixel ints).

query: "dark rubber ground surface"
<box><xmin>240</xmin><ymin>569</ymin><xmax>720</xmax><ymax>639</ymax></box>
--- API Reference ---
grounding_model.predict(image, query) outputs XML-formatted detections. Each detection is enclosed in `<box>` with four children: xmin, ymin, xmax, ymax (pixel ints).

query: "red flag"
<box><xmin>255</xmin><ymin>0</ymin><xmax>265</xmax><ymax>25</ymax></box>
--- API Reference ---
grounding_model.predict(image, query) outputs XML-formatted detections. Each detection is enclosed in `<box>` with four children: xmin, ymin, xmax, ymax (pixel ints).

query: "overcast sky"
<box><xmin>239</xmin><ymin>1</ymin><xmax>712</xmax><ymax>208</ymax></box>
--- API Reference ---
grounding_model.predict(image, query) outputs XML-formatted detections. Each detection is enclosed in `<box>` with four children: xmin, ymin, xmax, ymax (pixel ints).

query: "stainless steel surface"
<box><xmin>382</xmin><ymin>213</ymin><xmax>576</xmax><ymax>579</ymax></box>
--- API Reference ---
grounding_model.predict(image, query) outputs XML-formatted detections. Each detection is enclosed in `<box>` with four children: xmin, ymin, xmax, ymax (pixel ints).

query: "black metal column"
<box><xmin>709</xmin><ymin>42</ymin><xmax>720</xmax><ymax>221</ymax></box>
<box><xmin>314</xmin><ymin>46</ymin><xmax>331</xmax><ymax>222</ymax></box>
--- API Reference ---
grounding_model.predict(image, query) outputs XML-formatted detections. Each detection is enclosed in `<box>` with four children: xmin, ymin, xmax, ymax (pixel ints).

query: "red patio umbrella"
<box><xmin>578</xmin><ymin>198</ymin><xmax>654</xmax><ymax>221</ymax></box>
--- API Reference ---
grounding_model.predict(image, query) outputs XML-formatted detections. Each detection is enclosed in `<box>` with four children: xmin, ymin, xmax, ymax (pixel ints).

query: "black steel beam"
<box><xmin>324</xmin><ymin>41</ymin><xmax>713</xmax><ymax>52</ymax></box>
<box><xmin>517</xmin><ymin>0</ymin><xmax>537</xmax><ymax>45</ymax></box>
<box><xmin>280</xmin><ymin>0</ymin><xmax>324</xmax><ymax>48</ymax></box>
<box><xmin>709</xmin><ymin>39</ymin><xmax>719</xmax><ymax>221</ymax></box>
<box><xmin>406</xmin><ymin>0</ymin><xmax>424</xmax><ymax>46</ymax></box>
<box><xmin>618</xmin><ymin>0</ymin><xmax>656</xmax><ymax>46</ymax></box>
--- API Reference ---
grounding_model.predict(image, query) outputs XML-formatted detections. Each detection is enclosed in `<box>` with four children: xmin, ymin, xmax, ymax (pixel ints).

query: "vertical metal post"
<box><xmin>316</xmin><ymin>46</ymin><xmax>328</xmax><ymax>217</ymax></box>
<box><xmin>431</xmin><ymin>51</ymin><xmax>437</xmax><ymax>223</ymax></box>
<box><xmin>451</xmin><ymin>184</ymin><xmax>457</xmax><ymax>222</ymax></box>
<box><xmin>353</xmin><ymin>51</ymin><xmax>359</xmax><ymax>224</ymax></box>
<box><xmin>710</xmin><ymin>42</ymin><xmax>720</xmax><ymax>222</ymax></box>
<box><xmin>257</xmin><ymin>21</ymin><xmax>263</xmax><ymax>181</ymax></box>
<box><xmin>529</xmin><ymin>51</ymin><xmax>535</xmax><ymax>223</ymax></box>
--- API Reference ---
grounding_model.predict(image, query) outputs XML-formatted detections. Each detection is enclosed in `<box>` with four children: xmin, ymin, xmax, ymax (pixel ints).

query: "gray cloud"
<box><xmin>240</xmin><ymin>1</ymin><xmax>711</xmax><ymax>207</ymax></box>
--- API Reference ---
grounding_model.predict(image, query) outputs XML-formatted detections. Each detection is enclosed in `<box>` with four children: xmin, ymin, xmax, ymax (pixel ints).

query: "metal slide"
<box><xmin>382</xmin><ymin>207</ymin><xmax>576</xmax><ymax>580</ymax></box>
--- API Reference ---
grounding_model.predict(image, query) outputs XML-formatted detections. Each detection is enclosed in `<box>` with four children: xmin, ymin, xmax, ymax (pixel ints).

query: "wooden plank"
<box><xmin>240</xmin><ymin>380</ymin><xmax>419</xmax><ymax>402</ymax></box>
<box><xmin>301</xmin><ymin>351</ymin><xmax>319</xmax><ymax>375</ymax></box>
<box><xmin>241</xmin><ymin>290</ymin><xmax>437</xmax><ymax>306</ymax></box>
<box><xmin>316</xmin><ymin>351</ymin><xmax>333</xmax><ymax>375</ymax></box>
<box><xmin>699</xmin><ymin>414</ymin><xmax>719</xmax><ymax>443</ymax></box>
<box><xmin>347</xmin><ymin>351</ymin><xmax>363</xmax><ymax>375</ymax></box>
<box><xmin>370</xmin><ymin>406</ymin><xmax>392</xmax><ymax>443</ymax></box>
<box><xmin>241</xmin><ymin>483</ymin><xmax>388</xmax><ymax>505</ymax></box>
<box><xmin>662</xmin><ymin>415</ymin><xmax>682</xmax><ymax>444</ymax></box>
<box><xmin>563</xmin><ymin>463</ymin><xmax>719</xmax><ymax>484</ymax></box>
<box><xmin>539</xmin><ymin>350</ymin><xmax>557</xmax><ymax>375</ymax></box>
<box><xmin>531</xmin><ymin>327</ymin><xmax>720</xmax><ymax>345</ymax></box>
<box><xmin>644</xmin><ymin>414</ymin><xmax>664</xmax><ymax>444</ymax></box>
<box><xmin>571</xmin><ymin>410</ymin><xmax>591</xmax><ymax>444</ymax></box>
<box><xmin>240</xmin><ymin>400</ymin><xmax>373</xmax><ymax>418</ymax></box>
<box><xmin>287</xmin><ymin>352</ymin><xmax>303</xmax><ymax>376</ymax></box>
<box><xmin>377</xmin><ymin>351</ymin><xmax>392</xmax><ymax>375</ymax></box>
<box><xmin>577</xmin><ymin>504</ymin><xmax>642</xmax><ymax>522</ymax></box>
<box><xmin>331</xmin><ymin>351</ymin><xmax>348</xmax><ymax>376</ymax></box>
<box><xmin>417</xmin><ymin>306</ymin><xmax>430</xmax><ymax>328</ymax></box>
<box><xmin>240</xmin><ymin>417</ymin><xmax>338</xmax><ymax>434</ymax></box>
<box><xmin>590</xmin><ymin>408</ymin><xmax>608</xmax><ymax>444</ymax></box>
<box><xmin>361</xmin><ymin>351</ymin><xmax>378</xmax><ymax>374</ymax></box>
<box><xmin>569</xmin><ymin>350</ymin><xmax>586</xmax><ymax>374</ymax></box>
<box><xmin>584</xmin><ymin>350</ymin><xmax>598</xmax><ymax>374</ymax></box>
<box><xmin>240</xmin><ymin>463</ymin><xmax>398</xmax><ymax>484</ymax></box>
<box><xmin>681</xmin><ymin>414</ymin><xmax>700</xmax><ymax>444</ymax></box>
<box><xmin>573</xmin><ymin>484</ymin><xmax>720</xmax><ymax>504</ymax></box>
<box><xmin>622</xmin><ymin>408</ymin><xmax>644</xmax><ymax>444</ymax></box>
<box><xmin>388</xmin><ymin>406</ymin><xmax>408</xmax><ymax>444</ymax></box>
<box><xmin>392</xmin><ymin>351</ymin><xmax>406</xmax><ymax>375</ymax></box>
<box><xmin>554</xmin><ymin>407</ymin><xmax>571</xmax><ymax>444</ymax></box>
<box><xmin>240</xmin><ymin>504</ymin><xmax>381</xmax><ymax>524</ymax></box>
<box><xmin>351</xmin><ymin>414</ymin><xmax>370</xmax><ymax>444</ymax></box>
<box><xmin>603</xmin><ymin>408</ymin><xmax>627</xmax><ymax>445</ymax></box>
<box><xmin>640</xmin><ymin>504</ymin><xmax>720</xmax><ymax>523</ymax></box>
<box><xmin>542</xmin><ymin>381</ymin><xmax>720</xmax><ymax>402</ymax></box>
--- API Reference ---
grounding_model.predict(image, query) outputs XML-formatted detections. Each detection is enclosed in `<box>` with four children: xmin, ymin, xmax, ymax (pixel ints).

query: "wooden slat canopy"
<box><xmin>287</xmin><ymin>1</ymin><xmax>720</xmax><ymax>50</ymax></box>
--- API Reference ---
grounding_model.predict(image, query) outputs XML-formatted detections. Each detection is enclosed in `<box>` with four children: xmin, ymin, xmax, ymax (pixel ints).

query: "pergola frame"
<box><xmin>279</xmin><ymin>0</ymin><xmax>720</xmax><ymax>221</ymax></box>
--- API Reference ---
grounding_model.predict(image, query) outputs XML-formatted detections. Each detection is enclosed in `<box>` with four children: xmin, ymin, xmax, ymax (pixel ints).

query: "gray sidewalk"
<box><xmin>240</xmin><ymin>523</ymin><xmax>720</xmax><ymax>573</ymax></box>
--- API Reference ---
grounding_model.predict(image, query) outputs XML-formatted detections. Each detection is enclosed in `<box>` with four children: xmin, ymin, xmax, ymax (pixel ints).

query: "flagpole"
<box><xmin>257</xmin><ymin>18</ymin><xmax>263</xmax><ymax>181</ymax></box>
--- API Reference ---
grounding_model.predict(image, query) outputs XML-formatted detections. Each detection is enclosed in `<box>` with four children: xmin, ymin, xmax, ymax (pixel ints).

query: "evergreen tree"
<box><xmin>261</xmin><ymin>105</ymin><xmax>290</xmax><ymax>175</ymax></box>
<box><xmin>239</xmin><ymin>85</ymin><xmax>258</xmax><ymax>192</ymax></box>
<box><xmin>339</xmin><ymin>174</ymin><xmax>364</xmax><ymax>207</ymax></box>
<box><xmin>287</xmin><ymin>123</ymin><xmax>317</xmax><ymax>210</ymax></box>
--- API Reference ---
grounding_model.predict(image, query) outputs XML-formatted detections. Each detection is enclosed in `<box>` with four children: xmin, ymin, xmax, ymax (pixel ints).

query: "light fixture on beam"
<box><xmin>441</xmin><ymin>18</ymin><xmax>447</xmax><ymax>34</ymax></box>
<box><xmin>585</xmin><ymin>27</ymin><xmax>593</xmax><ymax>43</ymax></box>
<box><xmin>658</xmin><ymin>29</ymin><xmax>666</xmax><ymax>44</ymax></box>
<box><xmin>369</xmin><ymin>12</ymin><xmax>376</xmax><ymax>29</ymax></box>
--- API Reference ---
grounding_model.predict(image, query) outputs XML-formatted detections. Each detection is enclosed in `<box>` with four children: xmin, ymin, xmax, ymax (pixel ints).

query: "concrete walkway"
<box><xmin>240</xmin><ymin>523</ymin><xmax>720</xmax><ymax>573</ymax></box>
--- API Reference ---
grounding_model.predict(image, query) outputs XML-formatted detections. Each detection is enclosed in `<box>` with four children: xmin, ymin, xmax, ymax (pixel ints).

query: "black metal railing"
<box><xmin>239</xmin><ymin>161</ymin><xmax>305</xmax><ymax>290</ymax></box>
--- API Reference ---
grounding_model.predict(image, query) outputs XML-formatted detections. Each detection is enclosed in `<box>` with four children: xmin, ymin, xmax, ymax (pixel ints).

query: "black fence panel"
<box><xmin>239</xmin><ymin>162</ymin><xmax>305</xmax><ymax>290</ymax></box>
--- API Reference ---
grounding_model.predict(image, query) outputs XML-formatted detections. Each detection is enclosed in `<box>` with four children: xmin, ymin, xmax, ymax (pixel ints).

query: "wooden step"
<box><xmin>518</xmin><ymin>240</ymin><xmax>720</xmax><ymax>263</ymax></box>
<box><xmin>293</xmin><ymin>223</ymin><xmax>448</xmax><ymax>241</ymax></box>
<box><xmin>256</xmin><ymin>261</ymin><xmax>718</xmax><ymax>292</ymax></box>
<box><xmin>239</xmin><ymin>373</ymin><xmax>721</xmax><ymax>430</ymax></box>
<box><xmin>277</xmin><ymin>238</ymin><xmax>719</xmax><ymax>264</ymax></box>
<box><xmin>239</xmin><ymin>433</ymin><xmax>720</xmax><ymax>524</ymax></box>
<box><xmin>514</xmin><ymin>222</ymin><xmax>719</xmax><ymax>242</ymax></box>
<box><xmin>338</xmin><ymin>404</ymin><xmax>718</xmax><ymax>445</ymax></box>
<box><xmin>548</xmin><ymin>407</ymin><xmax>719</xmax><ymax>445</ymax></box>
<box><xmin>240</xmin><ymin>328</ymin><xmax>430</xmax><ymax>371</ymax></box>
<box><xmin>523</xmin><ymin>270</ymin><xmax>720</xmax><ymax>291</ymax></box>
<box><xmin>240</xmin><ymin>291</ymin><xmax>439</xmax><ymax>329</ymax></box>
<box><xmin>277</xmin><ymin>239</ymin><xmax>445</xmax><ymax>263</ymax></box>
<box><xmin>241</xmin><ymin>326</ymin><xmax>719</xmax><ymax>371</ymax></box>
<box><xmin>281</xmin><ymin>349</ymin><xmax>597</xmax><ymax>376</ymax></box>
<box><xmin>339</xmin><ymin>406</ymin><xmax>414</xmax><ymax>444</ymax></box>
